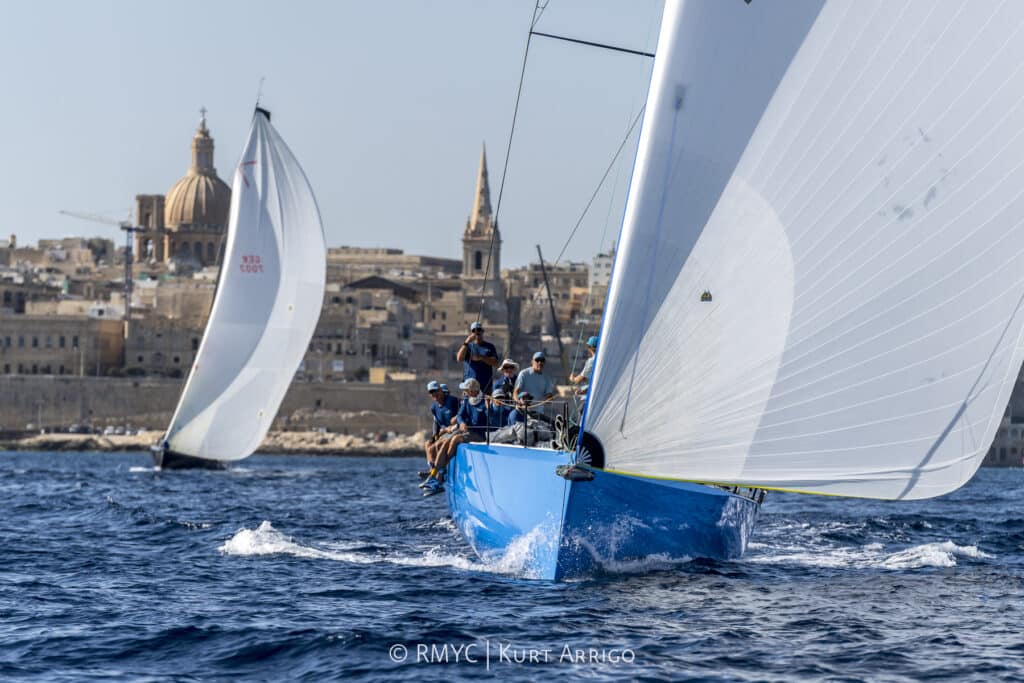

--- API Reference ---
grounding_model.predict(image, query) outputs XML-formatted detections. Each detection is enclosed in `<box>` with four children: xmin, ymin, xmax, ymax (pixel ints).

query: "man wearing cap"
<box><xmin>423</xmin><ymin>377</ymin><xmax>489</xmax><ymax>496</ymax></box>
<box><xmin>488</xmin><ymin>384</ymin><xmax>513</xmax><ymax>431</ymax></box>
<box><xmin>456</xmin><ymin>321</ymin><xmax>499</xmax><ymax>394</ymax></box>
<box><xmin>514</xmin><ymin>351</ymin><xmax>556</xmax><ymax>407</ymax></box>
<box><xmin>422</xmin><ymin>380</ymin><xmax>458</xmax><ymax>478</ymax></box>
<box><xmin>569</xmin><ymin>336</ymin><xmax>599</xmax><ymax>396</ymax></box>
<box><xmin>507</xmin><ymin>390</ymin><xmax>532</xmax><ymax>425</ymax></box>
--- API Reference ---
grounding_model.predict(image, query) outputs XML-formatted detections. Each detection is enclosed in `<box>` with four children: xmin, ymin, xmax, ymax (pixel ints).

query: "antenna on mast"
<box><xmin>255</xmin><ymin>76</ymin><xmax>266</xmax><ymax>108</ymax></box>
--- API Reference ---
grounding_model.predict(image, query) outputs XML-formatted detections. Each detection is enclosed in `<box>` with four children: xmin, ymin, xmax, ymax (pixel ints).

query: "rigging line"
<box><xmin>529</xmin><ymin>30</ymin><xmax>656</xmax><ymax>59</ymax></box>
<box><xmin>476</xmin><ymin>0</ymin><xmax>542</xmax><ymax>322</ymax></box>
<box><xmin>551</xmin><ymin>106</ymin><xmax>645</xmax><ymax>267</ymax></box>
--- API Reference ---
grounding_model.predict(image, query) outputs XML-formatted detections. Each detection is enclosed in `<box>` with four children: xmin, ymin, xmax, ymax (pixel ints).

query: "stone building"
<box><xmin>0</xmin><ymin>315</ymin><xmax>123</xmax><ymax>376</ymax></box>
<box><xmin>0</xmin><ymin>234</ymin><xmax>14</xmax><ymax>266</ymax></box>
<box><xmin>307</xmin><ymin>277</ymin><xmax>445</xmax><ymax>381</ymax></box>
<box><xmin>984</xmin><ymin>364</ymin><xmax>1024</xmax><ymax>466</ymax></box>
<box><xmin>506</xmin><ymin>260</ymin><xmax>590</xmax><ymax>335</ymax></box>
<box><xmin>326</xmin><ymin>247</ymin><xmax>461</xmax><ymax>283</ymax></box>
<box><xmin>134</xmin><ymin>109</ymin><xmax>231</xmax><ymax>268</ymax></box>
<box><xmin>123</xmin><ymin>317</ymin><xmax>203</xmax><ymax>378</ymax></box>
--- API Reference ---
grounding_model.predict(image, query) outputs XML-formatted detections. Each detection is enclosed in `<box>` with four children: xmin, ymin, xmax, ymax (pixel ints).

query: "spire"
<box><xmin>190</xmin><ymin>106</ymin><xmax>215</xmax><ymax>175</ymax></box>
<box><xmin>467</xmin><ymin>142</ymin><xmax>493</xmax><ymax>235</ymax></box>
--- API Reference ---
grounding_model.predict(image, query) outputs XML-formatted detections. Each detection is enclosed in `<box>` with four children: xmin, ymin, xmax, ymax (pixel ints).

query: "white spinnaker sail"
<box><xmin>585</xmin><ymin>0</ymin><xmax>1024</xmax><ymax>499</ymax></box>
<box><xmin>165</xmin><ymin>110</ymin><xmax>326</xmax><ymax>461</ymax></box>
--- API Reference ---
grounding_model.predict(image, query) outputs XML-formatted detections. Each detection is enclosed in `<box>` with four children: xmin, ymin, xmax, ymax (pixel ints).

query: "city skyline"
<box><xmin>1</xmin><ymin>0</ymin><xmax>662</xmax><ymax>268</ymax></box>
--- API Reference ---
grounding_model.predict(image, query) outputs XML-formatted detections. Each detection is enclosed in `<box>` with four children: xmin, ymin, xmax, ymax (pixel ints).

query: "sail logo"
<box><xmin>239</xmin><ymin>159</ymin><xmax>257</xmax><ymax>187</ymax></box>
<box><xmin>240</xmin><ymin>255</ymin><xmax>264</xmax><ymax>274</ymax></box>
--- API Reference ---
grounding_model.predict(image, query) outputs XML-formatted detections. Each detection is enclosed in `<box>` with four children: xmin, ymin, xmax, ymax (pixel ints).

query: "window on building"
<box><xmin>31</xmin><ymin>364</ymin><xmax>38</xmax><ymax>374</ymax></box>
<box><xmin>45</xmin><ymin>335</ymin><xmax>52</xmax><ymax>348</ymax></box>
<box><xmin>2</xmin><ymin>364</ymin><xmax>9</xmax><ymax>374</ymax></box>
<box><xmin>32</xmin><ymin>336</ymin><xmax>38</xmax><ymax>348</ymax></box>
<box><xmin>173</xmin><ymin>356</ymin><xmax>180</xmax><ymax>364</ymax></box>
<box><xmin>137</xmin><ymin>355</ymin><xmax>144</xmax><ymax>363</ymax></box>
<box><xmin>474</xmin><ymin>251</ymin><xmax>483</xmax><ymax>271</ymax></box>
<box><xmin>192</xmin><ymin>338</ymin><xmax>199</xmax><ymax>351</ymax></box>
<box><xmin>58</xmin><ymin>365</ymin><xmax>64</xmax><ymax>375</ymax></box>
<box><xmin>72</xmin><ymin>336</ymin><xmax>79</xmax><ymax>348</ymax></box>
<box><xmin>59</xmin><ymin>336</ymin><xmax>65</xmax><ymax>348</ymax></box>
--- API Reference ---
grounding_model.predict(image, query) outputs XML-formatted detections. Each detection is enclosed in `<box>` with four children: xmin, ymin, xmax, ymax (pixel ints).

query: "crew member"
<box><xmin>514</xmin><ymin>351</ymin><xmax>556</xmax><ymax>411</ymax></box>
<box><xmin>456</xmin><ymin>322</ymin><xmax>499</xmax><ymax>394</ymax></box>
<box><xmin>569</xmin><ymin>336</ymin><xmax>599</xmax><ymax>396</ymax></box>
<box><xmin>423</xmin><ymin>378</ymin><xmax>489</xmax><ymax>496</ymax></box>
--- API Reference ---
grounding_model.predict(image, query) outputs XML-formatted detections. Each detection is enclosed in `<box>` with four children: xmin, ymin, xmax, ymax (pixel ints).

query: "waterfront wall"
<box><xmin>2</xmin><ymin>375</ymin><xmax>1017</xmax><ymax>466</ymax></box>
<box><xmin>0</xmin><ymin>376</ymin><xmax>463</xmax><ymax>437</ymax></box>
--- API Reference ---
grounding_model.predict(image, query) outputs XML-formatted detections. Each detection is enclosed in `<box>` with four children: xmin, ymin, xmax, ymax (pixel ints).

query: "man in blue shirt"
<box><xmin>487</xmin><ymin>385</ymin><xmax>513</xmax><ymax>432</ymax></box>
<box><xmin>421</xmin><ymin>380</ymin><xmax>457</xmax><ymax>480</ymax></box>
<box><xmin>507</xmin><ymin>390</ymin><xmax>531</xmax><ymax>425</ymax></box>
<box><xmin>456</xmin><ymin>321</ymin><xmax>499</xmax><ymax>394</ymax></box>
<box><xmin>423</xmin><ymin>378</ymin><xmax>489</xmax><ymax>496</ymax></box>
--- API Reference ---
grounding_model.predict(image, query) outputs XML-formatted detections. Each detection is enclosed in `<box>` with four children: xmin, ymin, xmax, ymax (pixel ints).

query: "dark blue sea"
<box><xmin>1</xmin><ymin>452</ymin><xmax>1022</xmax><ymax>681</ymax></box>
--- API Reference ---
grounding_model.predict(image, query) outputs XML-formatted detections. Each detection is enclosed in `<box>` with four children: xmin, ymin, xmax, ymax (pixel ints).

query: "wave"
<box><xmin>747</xmin><ymin>539</ymin><xmax>992</xmax><ymax>570</ymax></box>
<box><xmin>218</xmin><ymin>520</ymin><xmax>546</xmax><ymax>577</ymax></box>
<box><xmin>880</xmin><ymin>541</ymin><xmax>992</xmax><ymax>569</ymax></box>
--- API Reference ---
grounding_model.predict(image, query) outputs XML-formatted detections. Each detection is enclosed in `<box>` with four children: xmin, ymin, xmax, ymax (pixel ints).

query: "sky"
<box><xmin>0</xmin><ymin>0</ymin><xmax>663</xmax><ymax>269</ymax></box>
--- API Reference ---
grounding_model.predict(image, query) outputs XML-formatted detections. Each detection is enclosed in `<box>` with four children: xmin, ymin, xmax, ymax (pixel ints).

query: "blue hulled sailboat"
<box><xmin>444</xmin><ymin>0</ymin><xmax>1024</xmax><ymax>579</ymax></box>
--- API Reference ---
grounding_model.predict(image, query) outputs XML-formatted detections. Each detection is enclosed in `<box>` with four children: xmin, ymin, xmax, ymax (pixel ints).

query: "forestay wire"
<box><xmin>477</xmin><ymin>0</ymin><xmax>550</xmax><ymax>323</ymax></box>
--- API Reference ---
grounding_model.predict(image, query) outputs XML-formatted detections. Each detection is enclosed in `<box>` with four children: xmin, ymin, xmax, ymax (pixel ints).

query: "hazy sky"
<box><xmin>0</xmin><ymin>0</ymin><xmax>663</xmax><ymax>268</ymax></box>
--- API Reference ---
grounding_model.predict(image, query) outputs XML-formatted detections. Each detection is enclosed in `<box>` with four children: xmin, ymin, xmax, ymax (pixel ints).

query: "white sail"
<box><xmin>164</xmin><ymin>110</ymin><xmax>326</xmax><ymax>461</ymax></box>
<box><xmin>585</xmin><ymin>0</ymin><xmax>1024</xmax><ymax>499</ymax></box>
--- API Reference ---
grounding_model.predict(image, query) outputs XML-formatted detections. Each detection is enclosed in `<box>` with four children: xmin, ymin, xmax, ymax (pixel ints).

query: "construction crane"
<box><xmin>58</xmin><ymin>210</ymin><xmax>143</xmax><ymax>334</ymax></box>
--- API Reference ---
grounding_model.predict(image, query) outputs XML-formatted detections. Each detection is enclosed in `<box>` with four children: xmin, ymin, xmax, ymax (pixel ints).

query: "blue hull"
<box><xmin>445</xmin><ymin>443</ymin><xmax>763</xmax><ymax>580</ymax></box>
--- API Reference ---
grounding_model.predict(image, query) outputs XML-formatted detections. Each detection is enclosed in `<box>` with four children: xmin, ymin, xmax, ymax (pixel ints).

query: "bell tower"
<box><xmin>462</xmin><ymin>143</ymin><xmax>502</xmax><ymax>297</ymax></box>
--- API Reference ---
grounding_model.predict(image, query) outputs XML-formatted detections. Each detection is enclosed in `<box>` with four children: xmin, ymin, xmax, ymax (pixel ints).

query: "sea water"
<box><xmin>0</xmin><ymin>451</ymin><xmax>1021</xmax><ymax>681</ymax></box>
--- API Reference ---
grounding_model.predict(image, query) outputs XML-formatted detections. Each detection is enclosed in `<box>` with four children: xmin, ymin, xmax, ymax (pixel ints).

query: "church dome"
<box><xmin>164</xmin><ymin>111</ymin><xmax>231</xmax><ymax>231</ymax></box>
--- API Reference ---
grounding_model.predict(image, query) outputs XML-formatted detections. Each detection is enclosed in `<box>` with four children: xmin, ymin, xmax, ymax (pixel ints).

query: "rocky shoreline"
<box><xmin>0</xmin><ymin>430</ymin><xmax>427</xmax><ymax>457</ymax></box>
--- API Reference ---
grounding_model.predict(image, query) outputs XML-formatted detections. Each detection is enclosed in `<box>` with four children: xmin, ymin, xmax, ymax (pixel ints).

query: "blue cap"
<box><xmin>426</xmin><ymin>380</ymin><xmax>440</xmax><ymax>393</ymax></box>
<box><xmin>586</xmin><ymin>336</ymin><xmax>599</xmax><ymax>349</ymax></box>
<box><xmin>533</xmin><ymin>351</ymin><xmax>546</xmax><ymax>361</ymax></box>
<box><xmin>440</xmin><ymin>383</ymin><xmax>450</xmax><ymax>394</ymax></box>
<box><xmin>470</xmin><ymin>321</ymin><xmax>483</xmax><ymax>331</ymax></box>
